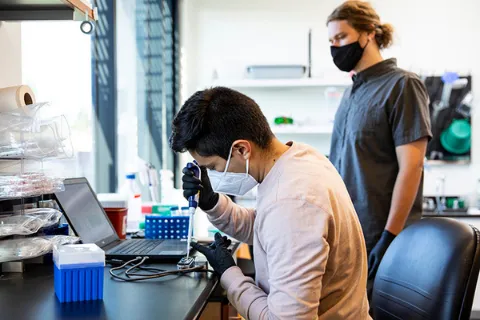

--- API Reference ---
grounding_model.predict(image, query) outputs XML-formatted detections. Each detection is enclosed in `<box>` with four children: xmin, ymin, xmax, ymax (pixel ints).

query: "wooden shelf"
<box><xmin>0</xmin><ymin>0</ymin><xmax>96</xmax><ymax>21</ymax></box>
<box><xmin>207</xmin><ymin>78</ymin><xmax>352</xmax><ymax>89</ymax></box>
<box><xmin>63</xmin><ymin>0</ymin><xmax>95</xmax><ymax>20</ymax></box>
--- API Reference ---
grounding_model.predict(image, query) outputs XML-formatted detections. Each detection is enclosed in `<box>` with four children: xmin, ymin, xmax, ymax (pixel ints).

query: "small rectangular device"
<box><xmin>177</xmin><ymin>256</ymin><xmax>195</xmax><ymax>270</ymax></box>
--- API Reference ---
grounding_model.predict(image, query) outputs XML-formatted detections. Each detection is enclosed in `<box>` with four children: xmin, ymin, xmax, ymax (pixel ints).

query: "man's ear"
<box><xmin>232</xmin><ymin>140</ymin><xmax>252</xmax><ymax>160</ymax></box>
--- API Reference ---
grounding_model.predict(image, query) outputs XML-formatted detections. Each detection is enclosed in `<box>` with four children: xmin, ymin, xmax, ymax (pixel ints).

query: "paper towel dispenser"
<box><xmin>0</xmin><ymin>0</ymin><xmax>96</xmax><ymax>22</ymax></box>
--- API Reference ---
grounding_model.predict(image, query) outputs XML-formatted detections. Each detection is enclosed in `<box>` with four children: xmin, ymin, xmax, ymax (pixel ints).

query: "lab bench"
<box><xmin>0</xmin><ymin>242</ymin><xmax>239</xmax><ymax>320</ymax></box>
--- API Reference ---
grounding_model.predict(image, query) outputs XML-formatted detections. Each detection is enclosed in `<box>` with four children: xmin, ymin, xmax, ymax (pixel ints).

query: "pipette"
<box><xmin>138</xmin><ymin>158</ymin><xmax>159</xmax><ymax>203</ymax></box>
<box><xmin>186</xmin><ymin>161</ymin><xmax>200</xmax><ymax>259</ymax></box>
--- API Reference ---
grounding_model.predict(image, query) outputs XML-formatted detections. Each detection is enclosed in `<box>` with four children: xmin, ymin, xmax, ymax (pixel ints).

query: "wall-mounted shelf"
<box><xmin>207</xmin><ymin>78</ymin><xmax>352</xmax><ymax>89</ymax></box>
<box><xmin>0</xmin><ymin>0</ymin><xmax>96</xmax><ymax>21</ymax></box>
<box><xmin>272</xmin><ymin>124</ymin><xmax>333</xmax><ymax>134</ymax></box>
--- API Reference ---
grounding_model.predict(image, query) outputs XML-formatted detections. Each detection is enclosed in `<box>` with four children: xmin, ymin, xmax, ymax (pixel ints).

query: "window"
<box><xmin>113</xmin><ymin>0</ymin><xmax>179</xmax><ymax>195</ymax></box>
<box><xmin>21</xmin><ymin>21</ymin><xmax>95</xmax><ymax>187</ymax></box>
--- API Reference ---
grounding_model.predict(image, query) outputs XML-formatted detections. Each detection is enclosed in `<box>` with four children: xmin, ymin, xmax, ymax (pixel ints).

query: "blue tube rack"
<box><xmin>144</xmin><ymin>215</ymin><xmax>190</xmax><ymax>240</ymax></box>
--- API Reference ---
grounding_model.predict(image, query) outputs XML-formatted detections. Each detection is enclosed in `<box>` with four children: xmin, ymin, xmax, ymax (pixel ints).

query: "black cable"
<box><xmin>124</xmin><ymin>257</ymin><xmax>149</xmax><ymax>278</ymax></box>
<box><xmin>106</xmin><ymin>259</ymin><xmax>167</xmax><ymax>273</ymax></box>
<box><xmin>109</xmin><ymin>256</ymin><xmax>215</xmax><ymax>282</ymax></box>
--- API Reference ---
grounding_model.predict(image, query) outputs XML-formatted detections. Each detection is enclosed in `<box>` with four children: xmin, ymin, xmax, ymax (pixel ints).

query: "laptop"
<box><xmin>54</xmin><ymin>177</ymin><xmax>189</xmax><ymax>262</ymax></box>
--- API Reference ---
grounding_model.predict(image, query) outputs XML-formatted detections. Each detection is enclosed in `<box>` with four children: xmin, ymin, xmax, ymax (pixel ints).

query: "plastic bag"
<box><xmin>0</xmin><ymin>235</ymin><xmax>80</xmax><ymax>263</ymax></box>
<box><xmin>0</xmin><ymin>173</ymin><xmax>64</xmax><ymax>199</ymax></box>
<box><xmin>0</xmin><ymin>208</ymin><xmax>62</xmax><ymax>237</ymax></box>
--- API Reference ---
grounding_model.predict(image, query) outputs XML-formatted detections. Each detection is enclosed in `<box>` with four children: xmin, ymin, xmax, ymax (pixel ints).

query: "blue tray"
<box><xmin>144</xmin><ymin>215</ymin><xmax>190</xmax><ymax>240</ymax></box>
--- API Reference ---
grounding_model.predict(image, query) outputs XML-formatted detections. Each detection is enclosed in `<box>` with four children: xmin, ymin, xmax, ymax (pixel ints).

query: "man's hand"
<box><xmin>191</xmin><ymin>232</ymin><xmax>236</xmax><ymax>277</ymax></box>
<box><xmin>368</xmin><ymin>230</ymin><xmax>396</xmax><ymax>279</ymax></box>
<box><xmin>182</xmin><ymin>166</ymin><xmax>219</xmax><ymax>211</ymax></box>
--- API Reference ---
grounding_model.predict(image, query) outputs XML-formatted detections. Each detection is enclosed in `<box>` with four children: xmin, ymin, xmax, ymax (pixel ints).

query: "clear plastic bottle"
<box><xmin>119</xmin><ymin>173</ymin><xmax>142</xmax><ymax>232</ymax></box>
<box><xmin>170</xmin><ymin>206</ymin><xmax>180</xmax><ymax>217</ymax></box>
<box><xmin>160</xmin><ymin>169</ymin><xmax>174</xmax><ymax>204</ymax></box>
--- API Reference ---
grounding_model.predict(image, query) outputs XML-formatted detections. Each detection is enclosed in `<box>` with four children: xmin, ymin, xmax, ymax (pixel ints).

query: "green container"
<box><xmin>440</xmin><ymin>119</ymin><xmax>471</xmax><ymax>154</ymax></box>
<box><xmin>152</xmin><ymin>204</ymin><xmax>175</xmax><ymax>216</ymax></box>
<box><xmin>446</xmin><ymin>197</ymin><xmax>466</xmax><ymax>209</ymax></box>
<box><xmin>274</xmin><ymin>117</ymin><xmax>294</xmax><ymax>125</ymax></box>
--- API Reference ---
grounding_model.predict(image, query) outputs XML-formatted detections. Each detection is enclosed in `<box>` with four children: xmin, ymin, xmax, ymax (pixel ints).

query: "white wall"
<box><xmin>0</xmin><ymin>22</ymin><xmax>22</xmax><ymax>88</ymax></box>
<box><xmin>181</xmin><ymin>0</ymin><xmax>480</xmax><ymax>204</ymax></box>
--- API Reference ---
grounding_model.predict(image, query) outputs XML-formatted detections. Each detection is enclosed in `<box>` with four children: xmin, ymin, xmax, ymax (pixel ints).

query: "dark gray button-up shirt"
<box><xmin>329</xmin><ymin>58</ymin><xmax>432</xmax><ymax>252</ymax></box>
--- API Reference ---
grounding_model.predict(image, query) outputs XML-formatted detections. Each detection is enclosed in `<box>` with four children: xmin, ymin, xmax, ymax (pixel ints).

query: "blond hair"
<box><xmin>327</xmin><ymin>1</ymin><xmax>394</xmax><ymax>49</ymax></box>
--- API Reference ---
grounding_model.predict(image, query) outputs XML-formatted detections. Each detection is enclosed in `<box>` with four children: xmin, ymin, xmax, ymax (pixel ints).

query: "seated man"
<box><xmin>169</xmin><ymin>87</ymin><xmax>371</xmax><ymax>319</ymax></box>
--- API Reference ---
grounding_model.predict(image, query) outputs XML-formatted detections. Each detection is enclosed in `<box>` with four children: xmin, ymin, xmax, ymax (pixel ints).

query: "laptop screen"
<box><xmin>55</xmin><ymin>178</ymin><xmax>119</xmax><ymax>247</ymax></box>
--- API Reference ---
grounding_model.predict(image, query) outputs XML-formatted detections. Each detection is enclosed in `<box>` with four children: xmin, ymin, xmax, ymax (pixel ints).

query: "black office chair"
<box><xmin>372</xmin><ymin>218</ymin><xmax>480</xmax><ymax>320</ymax></box>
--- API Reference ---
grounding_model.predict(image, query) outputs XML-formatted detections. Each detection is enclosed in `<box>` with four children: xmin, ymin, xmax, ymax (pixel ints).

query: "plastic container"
<box><xmin>152</xmin><ymin>204</ymin><xmax>175</xmax><ymax>216</ymax></box>
<box><xmin>0</xmin><ymin>103</ymin><xmax>74</xmax><ymax>159</ymax></box>
<box><xmin>119</xmin><ymin>173</ymin><xmax>142</xmax><ymax>232</ymax></box>
<box><xmin>142</xmin><ymin>202</ymin><xmax>153</xmax><ymax>214</ymax></box>
<box><xmin>181</xmin><ymin>207</ymin><xmax>189</xmax><ymax>216</ymax></box>
<box><xmin>246</xmin><ymin>65</ymin><xmax>306</xmax><ymax>79</ymax></box>
<box><xmin>97</xmin><ymin>193</ymin><xmax>128</xmax><ymax>239</ymax></box>
<box><xmin>160</xmin><ymin>169</ymin><xmax>175</xmax><ymax>204</ymax></box>
<box><xmin>53</xmin><ymin>243</ymin><xmax>105</xmax><ymax>303</ymax></box>
<box><xmin>170</xmin><ymin>206</ymin><xmax>180</xmax><ymax>216</ymax></box>
<box><xmin>145</xmin><ymin>215</ymin><xmax>190</xmax><ymax>240</ymax></box>
<box><xmin>105</xmin><ymin>208</ymin><xmax>127</xmax><ymax>239</ymax></box>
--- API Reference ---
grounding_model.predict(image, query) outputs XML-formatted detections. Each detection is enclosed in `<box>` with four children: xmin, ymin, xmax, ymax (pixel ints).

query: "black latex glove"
<box><xmin>182</xmin><ymin>166</ymin><xmax>219</xmax><ymax>211</ymax></box>
<box><xmin>208</xmin><ymin>235</ymin><xmax>232</xmax><ymax>250</ymax></box>
<box><xmin>368</xmin><ymin>230</ymin><xmax>396</xmax><ymax>279</ymax></box>
<box><xmin>191</xmin><ymin>232</ymin><xmax>236</xmax><ymax>277</ymax></box>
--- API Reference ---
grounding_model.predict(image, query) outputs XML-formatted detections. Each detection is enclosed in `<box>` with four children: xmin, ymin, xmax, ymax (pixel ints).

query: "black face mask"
<box><xmin>330</xmin><ymin>39</ymin><xmax>367</xmax><ymax>72</ymax></box>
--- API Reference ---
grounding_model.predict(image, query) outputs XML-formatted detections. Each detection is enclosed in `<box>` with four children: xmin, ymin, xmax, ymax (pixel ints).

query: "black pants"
<box><xmin>367</xmin><ymin>249</ymin><xmax>374</xmax><ymax>318</ymax></box>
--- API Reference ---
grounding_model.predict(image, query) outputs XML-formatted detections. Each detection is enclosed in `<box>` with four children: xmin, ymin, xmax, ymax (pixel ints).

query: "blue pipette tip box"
<box><xmin>145</xmin><ymin>215</ymin><xmax>190</xmax><ymax>239</ymax></box>
<box><xmin>53</xmin><ymin>244</ymin><xmax>105</xmax><ymax>303</ymax></box>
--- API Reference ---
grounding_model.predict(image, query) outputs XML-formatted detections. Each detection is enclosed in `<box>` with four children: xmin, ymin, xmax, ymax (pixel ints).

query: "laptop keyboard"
<box><xmin>110</xmin><ymin>240</ymin><xmax>164</xmax><ymax>255</ymax></box>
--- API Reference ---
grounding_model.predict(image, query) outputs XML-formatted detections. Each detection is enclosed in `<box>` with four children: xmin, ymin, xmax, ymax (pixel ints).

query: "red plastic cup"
<box><xmin>105</xmin><ymin>208</ymin><xmax>128</xmax><ymax>239</ymax></box>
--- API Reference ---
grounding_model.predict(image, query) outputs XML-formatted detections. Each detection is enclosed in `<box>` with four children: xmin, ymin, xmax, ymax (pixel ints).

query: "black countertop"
<box><xmin>0</xmin><ymin>243</ymin><xmax>239</xmax><ymax>320</ymax></box>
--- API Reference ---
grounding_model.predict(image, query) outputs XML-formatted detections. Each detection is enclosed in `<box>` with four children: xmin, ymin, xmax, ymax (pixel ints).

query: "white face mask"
<box><xmin>207</xmin><ymin>146</ymin><xmax>258</xmax><ymax>197</ymax></box>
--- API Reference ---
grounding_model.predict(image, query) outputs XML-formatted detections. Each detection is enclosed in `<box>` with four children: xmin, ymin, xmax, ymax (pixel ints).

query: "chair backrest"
<box><xmin>372</xmin><ymin>218</ymin><xmax>480</xmax><ymax>320</ymax></box>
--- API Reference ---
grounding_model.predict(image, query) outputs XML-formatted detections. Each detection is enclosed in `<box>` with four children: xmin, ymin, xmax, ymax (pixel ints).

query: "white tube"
<box><xmin>186</xmin><ymin>207</ymin><xmax>195</xmax><ymax>259</ymax></box>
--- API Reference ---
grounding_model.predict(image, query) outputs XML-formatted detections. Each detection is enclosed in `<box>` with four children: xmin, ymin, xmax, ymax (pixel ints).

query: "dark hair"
<box><xmin>169</xmin><ymin>87</ymin><xmax>274</xmax><ymax>159</ymax></box>
<box><xmin>327</xmin><ymin>1</ymin><xmax>394</xmax><ymax>50</ymax></box>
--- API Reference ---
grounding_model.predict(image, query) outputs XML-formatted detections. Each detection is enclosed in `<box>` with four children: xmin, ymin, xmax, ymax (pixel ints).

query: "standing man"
<box><xmin>326</xmin><ymin>0</ymin><xmax>432</xmax><ymax>298</ymax></box>
<box><xmin>170</xmin><ymin>87</ymin><xmax>371</xmax><ymax>319</ymax></box>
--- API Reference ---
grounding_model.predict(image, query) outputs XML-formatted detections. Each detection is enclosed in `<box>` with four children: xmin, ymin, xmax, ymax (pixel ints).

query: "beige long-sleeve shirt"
<box><xmin>206</xmin><ymin>142</ymin><xmax>371</xmax><ymax>319</ymax></box>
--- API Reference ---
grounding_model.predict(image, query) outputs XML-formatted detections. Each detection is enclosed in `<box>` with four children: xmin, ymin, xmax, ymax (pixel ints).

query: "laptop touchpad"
<box><xmin>160</xmin><ymin>250</ymin><xmax>184</xmax><ymax>255</ymax></box>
